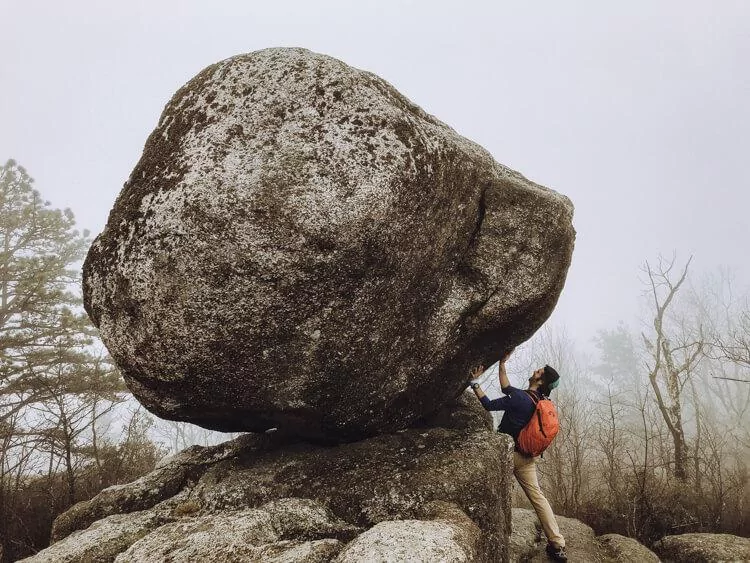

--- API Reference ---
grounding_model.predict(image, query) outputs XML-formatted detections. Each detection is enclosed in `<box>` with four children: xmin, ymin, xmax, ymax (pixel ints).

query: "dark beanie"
<box><xmin>542</xmin><ymin>365</ymin><xmax>560</xmax><ymax>391</ymax></box>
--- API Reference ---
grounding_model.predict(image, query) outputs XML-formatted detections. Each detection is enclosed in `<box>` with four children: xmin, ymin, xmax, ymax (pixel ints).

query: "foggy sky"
<box><xmin>2</xmin><ymin>1</ymin><xmax>749</xmax><ymax>348</ymax></box>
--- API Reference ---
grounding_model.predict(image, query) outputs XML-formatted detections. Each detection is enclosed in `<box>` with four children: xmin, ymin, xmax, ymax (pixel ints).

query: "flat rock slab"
<box><xmin>29</xmin><ymin>499</ymin><xmax>353</xmax><ymax>563</ymax></box>
<box><xmin>83</xmin><ymin>46</ymin><xmax>575</xmax><ymax>441</ymax></box>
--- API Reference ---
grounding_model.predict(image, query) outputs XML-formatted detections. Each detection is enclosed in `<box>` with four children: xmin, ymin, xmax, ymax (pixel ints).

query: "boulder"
<box><xmin>333</xmin><ymin>506</ymin><xmax>480</xmax><ymax>563</ymax></box>
<box><xmin>35</xmin><ymin>395</ymin><xmax>514</xmax><ymax>562</ymax></box>
<box><xmin>509</xmin><ymin>508</ymin><xmax>543</xmax><ymax>561</ymax></box>
<box><xmin>653</xmin><ymin>532</ymin><xmax>750</xmax><ymax>562</ymax></box>
<box><xmin>598</xmin><ymin>533</ymin><xmax>659</xmax><ymax>563</ymax></box>
<box><xmin>83</xmin><ymin>46</ymin><xmax>575</xmax><ymax>441</ymax></box>
<box><xmin>509</xmin><ymin>508</ymin><xmax>659</xmax><ymax>562</ymax></box>
<box><xmin>22</xmin><ymin>511</ymin><xmax>170</xmax><ymax>563</ymax></box>
<box><xmin>30</xmin><ymin>499</ymin><xmax>354</xmax><ymax>563</ymax></box>
<box><xmin>114</xmin><ymin>505</ymin><xmax>351</xmax><ymax>563</ymax></box>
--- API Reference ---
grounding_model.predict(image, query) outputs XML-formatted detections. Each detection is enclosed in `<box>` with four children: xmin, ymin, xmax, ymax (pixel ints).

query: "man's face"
<box><xmin>528</xmin><ymin>368</ymin><xmax>544</xmax><ymax>385</ymax></box>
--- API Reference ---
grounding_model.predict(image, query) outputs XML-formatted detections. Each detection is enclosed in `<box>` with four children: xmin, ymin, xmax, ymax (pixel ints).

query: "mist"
<box><xmin>2</xmin><ymin>2</ymin><xmax>749</xmax><ymax>561</ymax></box>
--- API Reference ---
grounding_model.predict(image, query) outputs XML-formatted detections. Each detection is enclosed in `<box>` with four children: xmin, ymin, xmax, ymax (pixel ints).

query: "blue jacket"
<box><xmin>479</xmin><ymin>385</ymin><xmax>540</xmax><ymax>441</ymax></box>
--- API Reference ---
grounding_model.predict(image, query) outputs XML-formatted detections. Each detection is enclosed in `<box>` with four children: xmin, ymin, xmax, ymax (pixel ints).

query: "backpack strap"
<box><xmin>524</xmin><ymin>390</ymin><xmax>547</xmax><ymax>437</ymax></box>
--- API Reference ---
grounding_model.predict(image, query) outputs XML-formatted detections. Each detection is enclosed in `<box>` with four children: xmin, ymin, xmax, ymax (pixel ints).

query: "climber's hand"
<box><xmin>500</xmin><ymin>348</ymin><xmax>515</xmax><ymax>364</ymax></box>
<box><xmin>469</xmin><ymin>365</ymin><xmax>485</xmax><ymax>381</ymax></box>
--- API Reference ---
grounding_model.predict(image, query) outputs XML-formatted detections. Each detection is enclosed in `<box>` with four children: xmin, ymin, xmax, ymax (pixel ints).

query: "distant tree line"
<box><xmin>499</xmin><ymin>255</ymin><xmax>750</xmax><ymax>546</ymax></box>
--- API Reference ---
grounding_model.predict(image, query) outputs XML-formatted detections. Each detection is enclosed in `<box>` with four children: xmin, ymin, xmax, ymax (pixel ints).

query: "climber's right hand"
<box><xmin>500</xmin><ymin>348</ymin><xmax>515</xmax><ymax>364</ymax></box>
<box><xmin>469</xmin><ymin>365</ymin><xmax>485</xmax><ymax>380</ymax></box>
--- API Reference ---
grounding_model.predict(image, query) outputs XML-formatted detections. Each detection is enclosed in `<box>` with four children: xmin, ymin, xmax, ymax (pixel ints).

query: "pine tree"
<box><xmin>0</xmin><ymin>159</ymin><xmax>98</xmax><ymax>419</ymax></box>
<box><xmin>0</xmin><ymin>159</ymin><xmax>134</xmax><ymax>557</ymax></box>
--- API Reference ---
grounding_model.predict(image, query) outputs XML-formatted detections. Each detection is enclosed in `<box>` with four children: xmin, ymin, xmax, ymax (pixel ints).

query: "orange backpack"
<box><xmin>516</xmin><ymin>391</ymin><xmax>560</xmax><ymax>457</ymax></box>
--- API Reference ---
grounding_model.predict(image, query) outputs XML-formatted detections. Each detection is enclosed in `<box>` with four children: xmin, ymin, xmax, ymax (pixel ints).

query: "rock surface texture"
<box><xmin>82</xmin><ymin>47</ymin><xmax>575</xmax><ymax>440</ymax></box>
<box><xmin>26</xmin><ymin>395</ymin><xmax>515</xmax><ymax>563</ymax></box>
<box><xmin>653</xmin><ymin>532</ymin><xmax>750</xmax><ymax>562</ymax></box>
<box><xmin>509</xmin><ymin>508</ymin><xmax>660</xmax><ymax>563</ymax></box>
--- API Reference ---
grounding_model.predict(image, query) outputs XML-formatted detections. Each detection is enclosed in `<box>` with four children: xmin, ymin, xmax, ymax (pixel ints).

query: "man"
<box><xmin>469</xmin><ymin>350</ymin><xmax>567</xmax><ymax>562</ymax></box>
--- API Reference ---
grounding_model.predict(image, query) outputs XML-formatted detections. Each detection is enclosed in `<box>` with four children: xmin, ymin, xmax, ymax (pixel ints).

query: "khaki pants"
<box><xmin>513</xmin><ymin>451</ymin><xmax>565</xmax><ymax>548</ymax></box>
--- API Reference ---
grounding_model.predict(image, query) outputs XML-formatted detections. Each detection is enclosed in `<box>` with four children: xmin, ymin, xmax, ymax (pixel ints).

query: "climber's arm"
<box><xmin>468</xmin><ymin>358</ymin><xmax>514</xmax><ymax>410</ymax></box>
<box><xmin>498</xmin><ymin>348</ymin><xmax>514</xmax><ymax>392</ymax></box>
<box><xmin>468</xmin><ymin>365</ymin><xmax>495</xmax><ymax>407</ymax></box>
<box><xmin>476</xmin><ymin>391</ymin><xmax>512</xmax><ymax>411</ymax></box>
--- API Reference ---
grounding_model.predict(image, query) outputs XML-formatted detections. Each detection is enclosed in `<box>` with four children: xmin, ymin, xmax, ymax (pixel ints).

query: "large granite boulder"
<box><xmin>653</xmin><ymin>532</ymin><xmax>750</xmax><ymax>562</ymax></box>
<box><xmin>32</xmin><ymin>394</ymin><xmax>514</xmax><ymax>563</ymax></box>
<box><xmin>83</xmin><ymin>47</ymin><xmax>575</xmax><ymax>440</ymax></box>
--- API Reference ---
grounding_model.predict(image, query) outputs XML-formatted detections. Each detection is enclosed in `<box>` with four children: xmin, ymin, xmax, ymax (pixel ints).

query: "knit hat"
<box><xmin>543</xmin><ymin>365</ymin><xmax>560</xmax><ymax>390</ymax></box>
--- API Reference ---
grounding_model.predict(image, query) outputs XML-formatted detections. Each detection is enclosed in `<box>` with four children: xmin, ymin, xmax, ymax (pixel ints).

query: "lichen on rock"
<box><xmin>82</xmin><ymin>46</ymin><xmax>575</xmax><ymax>441</ymax></box>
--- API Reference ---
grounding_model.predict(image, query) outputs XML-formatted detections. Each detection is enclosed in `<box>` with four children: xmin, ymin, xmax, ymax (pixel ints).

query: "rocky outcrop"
<box><xmin>509</xmin><ymin>508</ymin><xmax>659</xmax><ymax>562</ymax></box>
<box><xmin>653</xmin><ymin>532</ymin><xmax>750</xmax><ymax>562</ymax></box>
<box><xmin>51</xmin><ymin>434</ymin><xmax>249</xmax><ymax>542</ymax></box>
<box><xmin>23</xmin><ymin>511</ymin><xmax>170</xmax><ymax>563</ymax></box>
<box><xmin>28</xmin><ymin>394</ymin><xmax>515</xmax><ymax>562</ymax></box>
<box><xmin>29</xmin><ymin>499</ymin><xmax>356</xmax><ymax>563</ymax></box>
<box><xmin>115</xmin><ymin>501</ymin><xmax>356</xmax><ymax>563</ymax></box>
<box><xmin>82</xmin><ymin>46</ymin><xmax>575</xmax><ymax>441</ymax></box>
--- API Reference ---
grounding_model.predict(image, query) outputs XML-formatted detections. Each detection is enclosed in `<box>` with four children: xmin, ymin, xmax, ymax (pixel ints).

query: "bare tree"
<box><xmin>642</xmin><ymin>255</ymin><xmax>704</xmax><ymax>480</ymax></box>
<box><xmin>714</xmin><ymin>309</ymin><xmax>750</xmax><ymax>378</ymax></box>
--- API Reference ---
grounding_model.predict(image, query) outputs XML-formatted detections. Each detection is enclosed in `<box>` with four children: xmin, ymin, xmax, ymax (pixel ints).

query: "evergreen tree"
<box><xmin>0</xmin><ymin>159</ymin><xmax>140</xmax><ymax>561</ymax></box>
<box><xmin>0</xmin><ymin>158</ymin><xmax>98</xmax><ymax>419</ymax></box>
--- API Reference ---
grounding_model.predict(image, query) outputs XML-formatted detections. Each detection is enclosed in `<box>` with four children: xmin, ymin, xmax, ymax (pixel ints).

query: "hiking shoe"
<box><xmin>545</xmin><ymin>542</ymin><xmax>568</xmax><ymax>562</ymax></box>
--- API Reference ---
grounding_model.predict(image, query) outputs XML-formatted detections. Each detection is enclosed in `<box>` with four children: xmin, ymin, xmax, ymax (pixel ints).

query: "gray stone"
<box><xmin>334</xmin><ymin>515</ymin><xmax>478</xmax><ymax>562</ymax></box>
<box><xmin>114</xmin><ymin>508</ymin><xmax>277</xmax><ymax>562</ymax></box>
<box><xmin>83</xmin><ymin>46</ymin><xmax>575</xmax><ymax>441</ymax></box>
<box><xmin>114</xmin><ymin>508</ymin><xmax>346</xmax><ymax>563</ymax></box>
<box><xmin>261</xmin><ymin>497</ymin><xmax>361</xmax><ymax>541</ymax></box>
<box><xmin>36</xmin><ymin>498</ymin><xmax>353</xmax><ymax>563</ymax></box>
<box><xmin>598</xmin><ymin>533</ymin><xmax>659</xmax><ymax>562</ymax></box>
<box><xmin>509</xmin><ymin>508</ymin><xmax>659</xmax><ymax>562</ymax></box>
<box><xmin>21</xmin><ymin>511</ymin><xmax>170</xmax><ymax>563</ymax></box>
<box><xmin>254</xmin><ymin>539</ymin><xmax>344</xmax><ymax>562</ymax></box>
<box><xmin>653</xmin><ymin>532</ymin><xmax>750</xmax><ymax>562</ymax></box>
<box><xmin>189</xmin><ymin>428</ymin><xmax>513</xmax><ymax>561</ymax></box>
<box><xmin>40</xmin><ymin>397</ymin><xmax>513</xmax><ymax>562</ymax></box>
<box><xmin>51</xmin><ymin>434</ymin><xmax>253</xmax><ymax>541</ymax></box>
<box><xmin>509</xmin><ymin>508</ymin><xmax>542</xmax><ymax>562</ymax></box>
<box><xmin>523</xmin><ymin>511</ymin><xmax>602</xmax><ymax>563</ymax></box>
